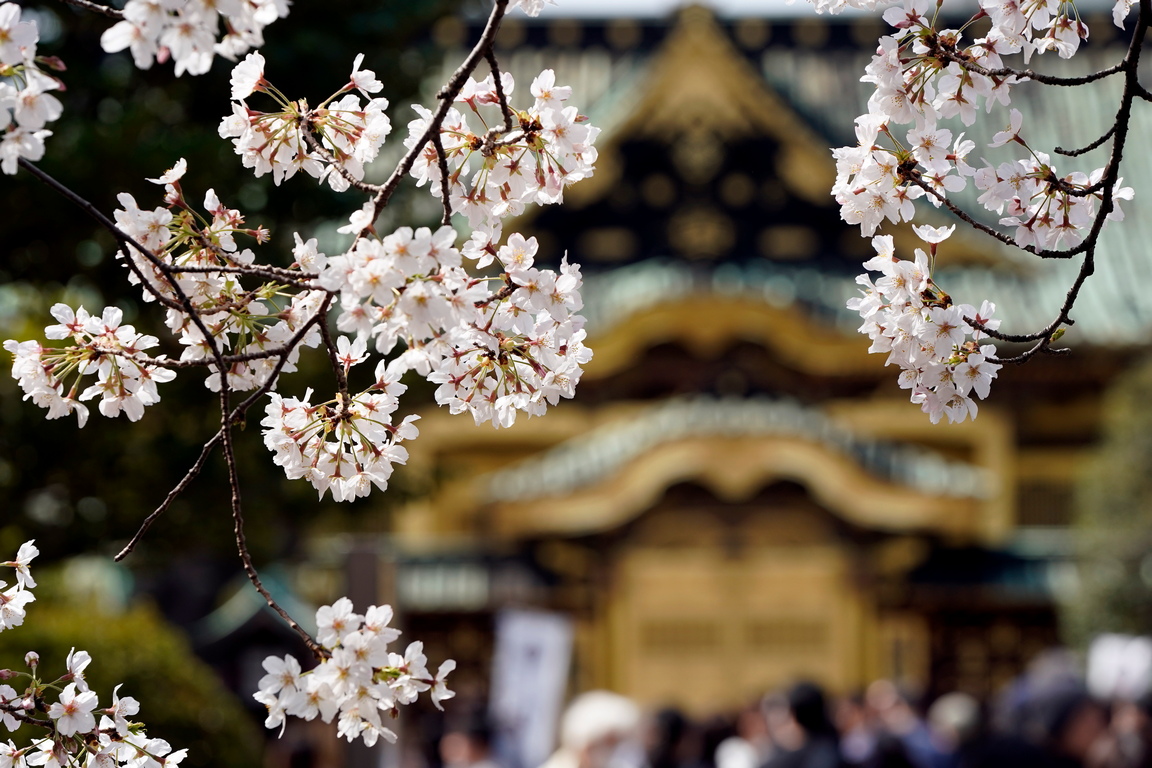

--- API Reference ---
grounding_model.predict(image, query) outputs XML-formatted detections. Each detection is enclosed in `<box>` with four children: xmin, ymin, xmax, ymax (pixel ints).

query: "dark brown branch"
<box><xmin>474</xmin><ymin>274</ymin><xmax>517</xmax><ymax>307</ymax></box>
<box><xmin>911</xmin><ymin>178</ymin><xmax>1079</xmax><ymax>259</ymax></box>
<box><xmin>56</xmin><ymin>0</ymin><xmax>123</xmax><ymax>19</ymax></box>
<box><xmin>431</xmin><ymin>130</ymin><xmax>454</xmax><ymax>227</ymax></box>
<box><xmin>168</xmin><ymin>263</ymin><xmax>317</xmax><ymax>282</ymax></box>
<box><xmin>318</xmin><ymin>312</ymin><xmax>351</xmax><ymax>412</ymax></box>
<box><xmin>221</xmin><ymin>383</ymin><xmax>328</xmax><ymax>659</ymax></box>
<box><xmin>986</xmin><ymin>342</ymin><xmax>1072</xmax><ymax>364</ymax></box>
<box><xmin>931</xmin><ymin>49</ymin><xmax>1125</xmax><ymax>86</ymax></box>
<box><xmin>486</xmin><ymin>47</ymin><xmax>515</xmax><ymax>133</ymax></box>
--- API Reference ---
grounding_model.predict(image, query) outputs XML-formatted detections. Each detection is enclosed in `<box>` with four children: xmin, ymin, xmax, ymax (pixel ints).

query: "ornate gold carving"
<box><xmin>642</xmin><ymin>174</ymin><xmax>676</xmax><ymax>208</ymax></box>
<box><xmin>565</xmin><ymin>5</ymin><xmax>835</xmax><ymax>208</ymax></box>
<box><xmin>793</xmin><ymin>18</ymin><xmax>830</xmax><ymax>48</ymax></box>
<box><xmin>720</xmin><ymin>173</ymin><xmax>756</xmax><ymax>207</ymax></box>
<box><xmin>668</xmin><ymin>205</ymin><xmax>735</xmax><ymax>259</ymax></box>
<box><xmin>577</xmin><ymin>227</ymin><xmax>640</xmax><ymax>262</ymax></box>
<box><xmin>672</xmin><ymin>127</ymin><xmax>725</xmax><ymax>184</ymax></box>
<box><xmin>640</xmin><ymin>620</ymin><xmax>721</xmax><ymax>653</ymax></box>
<box><xmin>549</xmin><ymin>18</ymin><xmax>583</xmax><ymax>47</ymax></box>
<box><xmin>606</xmin><ymin>18</ymin><xmax>642</xmax><ymax>50</ymax></box>
<box><xmin>759</xmin><ymin>225</ymin><xmax>819</xmax><ymax>260</ymax></box>
<box><xmin>735</xmin><ymin>18</ymin><xmax>772</xmax><ymax>49</ymax></box>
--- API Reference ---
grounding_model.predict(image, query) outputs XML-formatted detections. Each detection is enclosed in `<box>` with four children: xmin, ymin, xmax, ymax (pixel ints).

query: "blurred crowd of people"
<box><xmin>435</xmin><ymin>658</ymin><xmax>1152</xmax><ymax>768</ymax></box>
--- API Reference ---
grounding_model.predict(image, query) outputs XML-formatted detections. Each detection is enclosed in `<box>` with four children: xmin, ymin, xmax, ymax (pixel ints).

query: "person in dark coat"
<box><xmin>762</xmin><ymin>682</ymin><xmax>843</xmax><ymax>768</ymax></box>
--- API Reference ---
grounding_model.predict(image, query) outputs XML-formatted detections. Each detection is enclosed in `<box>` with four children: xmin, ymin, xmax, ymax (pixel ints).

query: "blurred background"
<box><xmin>5</xmin><ymin>0</ymin><xmax>1152</xmax><ymax>767</ymax></box>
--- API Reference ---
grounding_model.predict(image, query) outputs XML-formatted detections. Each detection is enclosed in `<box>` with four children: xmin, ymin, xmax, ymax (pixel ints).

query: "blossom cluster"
<box><xmin>0</xmin><ymin>542</ymin><xmax>188</xmax><ymax>768</ymax></box>
<box><xmin>261</xmin><ymin>365</ymin><xmax>417</xmax><ymax>501</ymax></box>
<box><xmin>100</xmin><ymin>0</ymin><xmax>288</xmax><ymax>77</ymax></box>
<box><xmin>220</xmin><ymin>52</ymin><xmax>391</xmax><ymax>191</ymax></box>
<box><xmin>114</xmin><ymin>159</ymin><xmax>324</xmax><ymax>392</ymax></box>
<box><xmin>320</xmin><ymin>225</ymin><xmax>591</xmax><ymax>428</ymax></box>
<box><xmin>809</xmin><ymin>0</ymin><xmax>1134</xmax><ymax>41</ymax></box>
<box><xmin>405</xmin><ymin>68</ymin><xmax>599</xmax><ymax>246</ymax></box>
<box><xmin>829</xmin><ymin>0</ymin><xmax>1133</xmax><ymax>249</ymax></box>
<box><xmin>0</xmin><ymin>3</ymin><xmax>63</xmax><ymax>175</ymax></box>
<box><xmin>3</xmin><ymin>305</ymin><xmax>175</xmax><ymax>427</ymax></box>
<box><xmin>971</xmin><ymin>121</ymin><xmax>1132</xmax><ymax>250</ymax></box>
<box><xmin>848</xmin><ymin>226</ymin><xmax>1003</xmax><ymax>424</ymax></box>
<box><xmin>254</xmin><ymin>598</ymin><xmax>454</xmax><ymax>747</ymax></box>
<box><xmin>813</xmin><ymin>0</ymin><xmax>1143</xmax><ymax>421</ymax></box>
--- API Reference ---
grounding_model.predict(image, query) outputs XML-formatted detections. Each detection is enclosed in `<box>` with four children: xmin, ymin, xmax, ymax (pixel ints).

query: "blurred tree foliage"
<box><xmin>0</xmin><ymin>573</ymin><xmax>263</xmax><ymax>768</ymax></box>
<box><xmin>0</xmin><ymin>0</ymin><xmax>472</xmax><ymax>584</ymax></box>
<box><xmin>1065</xmin><ymin>355</ymin><xmax>1152</xmax><ymax>645</ymax></box>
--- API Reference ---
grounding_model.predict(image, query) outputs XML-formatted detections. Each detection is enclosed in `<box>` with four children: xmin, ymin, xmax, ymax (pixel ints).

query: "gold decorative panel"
<box><xmin>608</xmin><ymin>546</ymin><xmax>878</xmax><ymax>713</ymax></box>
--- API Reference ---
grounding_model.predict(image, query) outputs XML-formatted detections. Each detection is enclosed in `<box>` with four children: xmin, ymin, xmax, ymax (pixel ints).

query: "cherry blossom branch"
<box><xmin>16</xmin><ymin>159</ymin><xmax>240</xmax><ymax>398</ymax></box>
<box><xmin>18</xmin><ymin>161</ymin><xmax>340</xmax><ymax>599</ymax></box>
<box><xmin>168</xmin><ymin>264</ymin><xmax>318</xmax><ymax>282</ymax></box>
<box><xmin>358</xmin><ymin>0</ymin><xmax>510</xmax><ymax>236</ymax></box>
<box><xmin>922</xmin><ymin>8</ymin><xmax>1148</xmax><ymax>362</ymax></box>
<box><xmin>932</xmin><ymin>48</ymin><xmax>1125</xmax><ymax>86</ymax></box>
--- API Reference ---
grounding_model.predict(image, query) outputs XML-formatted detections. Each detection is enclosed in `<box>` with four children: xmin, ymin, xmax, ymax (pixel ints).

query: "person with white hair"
<box><xmin>539</xmin><ymin>691</ymin><xmax>644</xmax><ymax>768</ymax></box>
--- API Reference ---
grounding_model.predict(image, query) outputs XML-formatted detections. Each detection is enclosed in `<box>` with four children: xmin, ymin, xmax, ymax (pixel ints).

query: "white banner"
<box><xmin>490</xmin><ymin>609</ymin><xmax>575</xmax><ymax>768</ymax></box>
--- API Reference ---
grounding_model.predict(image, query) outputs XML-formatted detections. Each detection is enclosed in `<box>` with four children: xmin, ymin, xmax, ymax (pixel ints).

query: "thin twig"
<box><xmin>299</xmin><ymin>120</ymin><xmax>385</xmax><ymax>195</ymax></box>
<box><xmin>356</xmin><ymin>0</ymin><xmax>511</xmax><ymax>240</ymax></box>
<box><xmin>486</xmin><ymin>48</ymin><xmax>515</xmax><ymax>132</ymax></box>
<box><xmin>56</xmin><ymin>0</ymin><xmax>123</xmax><ymax>19</ymax></box>
<box><xmin>169</xmin><ymin>263</ymin><xmax>316</xmax><ymax>281</ymax></box>
<box><xmin>1055</xmin><ymin>124</ymin><xmax>1116</xmax><ymax>157</ymax></box>
<box><xmin>115</xmin><ymin>431</ymin><xmax>223</xmax><ymax>561</ymax></box>
<box><xmin>318</xmin><ymin>312</ymin><xmax>351</xmax><ymax>411</ymax></box>
<box><xmin>931</xmin><ymin>48</ymin><xmax>1125</xmax><ymax>86</ymax></box>
<box><xmin>18</xmin><ymin>159</ymin><xmax>185</xmax><ymax>311</ymax></box>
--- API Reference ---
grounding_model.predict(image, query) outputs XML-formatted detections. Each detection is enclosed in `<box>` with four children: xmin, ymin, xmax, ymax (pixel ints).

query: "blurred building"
<box><xmin>374</xmin><ymin>2</ymin><xmax>1146</xmax><ymax>716</ymax></box>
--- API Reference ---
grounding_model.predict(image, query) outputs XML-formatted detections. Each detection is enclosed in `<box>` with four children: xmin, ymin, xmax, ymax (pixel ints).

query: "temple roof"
<box><xmin>483</xmin><ymin>396</ymin><xmax>990</xmax><ymax>503</ymax></box>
